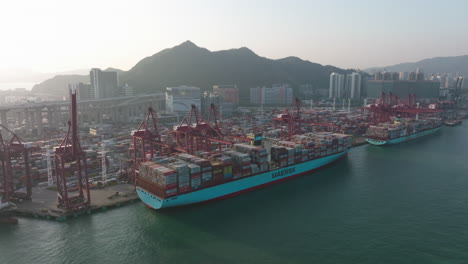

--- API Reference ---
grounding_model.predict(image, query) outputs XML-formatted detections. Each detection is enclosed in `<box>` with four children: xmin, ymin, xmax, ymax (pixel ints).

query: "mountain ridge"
<box><xmin>32</xmin><ymin>41</ymin><xmax>352</xmax><ymax>98</ymax></box>
<box><xmin>364</xmin><ymin>55</ymin><xmax>468</xmax><ymax>76</ymax></box>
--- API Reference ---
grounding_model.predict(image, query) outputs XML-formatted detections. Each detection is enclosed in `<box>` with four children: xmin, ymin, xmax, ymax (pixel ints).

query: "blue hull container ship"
<box><xmin>365</xmin><ymin>118</ymin><xmax>442</xmax><ymax>146</ymax></box>
<box><xmin>136</xmin><ymin>133</ymin><xmax>353</xmax><ymax>209</ymax></box>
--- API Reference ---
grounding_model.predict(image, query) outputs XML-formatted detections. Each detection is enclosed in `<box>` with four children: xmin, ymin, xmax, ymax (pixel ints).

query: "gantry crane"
<box><xmin>53</xmin><ymin>90</ymin><xmax>91</xmax><ymax>211</ymax></box>
<box><xmin>362</xmin><ymin>92</ymin><xmax>442</xmax><ymax>124</ymax></box>
<box><xmin>0</xmin><ymin>125</ymin><xmax>32</xmax><ymax>202</ymax></box>
<box><xmin>172</xmin><ymin>104</ymin><xmax>235</xmax><ymax>154</ymax></box>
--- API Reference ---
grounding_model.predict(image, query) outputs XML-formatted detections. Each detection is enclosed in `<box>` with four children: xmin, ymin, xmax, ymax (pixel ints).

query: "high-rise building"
<box><xmin>345</xmin><ymin>75</ymin><xmax>353</xmax><ymax>98</ymax></box>
<box><xmin>123</xmin><ymin>84</ymin><xmax>134</xmax><ymax>97</ymax></box>
<box><xmin>367</xmin><ymin>80</ymin><xmax>439</xmax><ymax>100</ymax></box>
<box><xmin>329</xmin><ymin>73</ymin><xmax>345</xmax><ymax>98</ymax></box>
<box><xmin>90</xmin><ymin>68</ymin><xmax>119</xmax><ymax>99</ymax></box>
<box><xmin>347</xmin><ymin>72</ymin><xmax>362</xmax><ymax>99</ymax></box>
<box><xmin>408</xmin><ymin>69</ymin><xmax>425</xmax><ymax>81</ymax></box>
<box><xmin>212</xmin><ymin>85</ymin><xmax>239</xmax><ymax>116</ymax></box>
<box><xmin>298</xmin><ymin>84</ymin><xmax>314</xmax><ymax>98</ymax></box>
<box><xmin>272</xmin><ymin>84</ymin><xmax>294</xmax><ymax>105</ymax></box>
<box><xmin>373</xmin><ymin>71</ymin><xmax>399</xmax><ymax>81</ymax></box>
<box><xmin>382</xmin><ymin>72</ymin><xmax>392</xmax><ymax>80</ymax></box>
<box><xmin>374</xmin><ymin>72</ymin><xmax>383</xmax><ymax>80</ymax></box>
<box><xmin>165</xmin><ymin>85</ymin><xmax>201</xmax><ymax>113</ymax></box>
<box><xmin>70</xmin><ymin>83</ymin><xmax>94</xmax><ymax>100</ymax></box>
<box><xmin>399</xmin><ymin>72</ymin><xmax>409</xmax><ymax>80</ymax></box>
<box><xmin>415</xmin><ymin>68</ymin><xmax>425</xmax><ymax>80</ymax></box>
<box><xmin>212</xmin><ymin>85</ymin><xmax>239</xmax><ymax>103</ymax></box>
<box><xmin>381</xmin><ymin>71</ymin><xmax>399</xmax><ymax>80</ymax></box>
<box><xmin>201</xmin><ymin>91</ymin><xmax>223</xmax><ymax>115</ymax></box>
<box><xmin>417</xmin><ymin>72</ymin><xmax>425</xmax><ymax>80</ymax></box>
<box><xmin>250</xmin><ymin>85</ymin><xmax>293</xmax><ymax>105</ymax></box>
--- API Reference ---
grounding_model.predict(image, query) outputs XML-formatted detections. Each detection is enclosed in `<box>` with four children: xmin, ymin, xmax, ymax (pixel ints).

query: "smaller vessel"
<box><xmin>365</xmin><ymin>118</ymin><xmax>442</xmax><ymax>146</ymax></box>
<box><xmin>444</xmin><ymin>119</ymin><xmax>463</xmax><ymax>127</ymax></box>
<box><xmin>0</xmin><ymin>198</ymin><xmax>18</xmax><ymax>225</ymax></box>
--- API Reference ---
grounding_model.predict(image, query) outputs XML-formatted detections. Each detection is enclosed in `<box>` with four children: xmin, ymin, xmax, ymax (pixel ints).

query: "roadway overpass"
<box><xmin>0</xmin><ymin>93</ymin><xmax>165</xmax><ymax>137</ymax></box>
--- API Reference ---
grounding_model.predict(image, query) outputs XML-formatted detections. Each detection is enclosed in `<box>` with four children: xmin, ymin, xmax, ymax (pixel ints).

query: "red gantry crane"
<box><xmin>274</xmin><ymin>98</ymin><xmax>340</xmax><ymax>140</ymax></box>
<box><xmin>273</xmin><ymin>98</ymin><xmax>303</xmax><ymax>140</ymax></box>
<box><xmin>0</xmin><ymin>125</ymin><xmax>32</xmax><ymax>202</ymax></box>
<box><xmin>53</xmin><ymin>90</ymin><xmax>91</xmax><ymax>211</ymax></box>
<box><xmin>362</xmin><ymin>92</ymin><xmax>442</xmax><ymax>124</ymax></box>
<box><xmin>132</xmin><ymin>107</ymin><xmax>182</xmax><ymax>184</ymax></box>
<box><xmin>172</xmin><ymin>104</ymin><xmax>235</xmax><ymax>154</ymax></box>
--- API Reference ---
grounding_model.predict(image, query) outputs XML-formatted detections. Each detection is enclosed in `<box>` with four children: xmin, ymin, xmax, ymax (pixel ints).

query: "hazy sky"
<box><xmin>1</xmin><ymin>0</ymin><xmax>468</xmax><ymax>73</ymax></box>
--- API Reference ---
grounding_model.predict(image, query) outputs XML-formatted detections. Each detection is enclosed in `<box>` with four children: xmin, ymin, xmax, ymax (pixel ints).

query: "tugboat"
<box><xmin>0</xmin><ymin>196</ymin><xmax>18</xmax><ymax>225</ymax></box>
<box><xmin>444</xmin><ymin>119</ymin><xmax>463</xmax><ymax>127</ymax></box>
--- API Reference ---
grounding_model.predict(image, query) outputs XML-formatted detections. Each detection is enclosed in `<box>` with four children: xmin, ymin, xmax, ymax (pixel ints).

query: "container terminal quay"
<box><xmin>0</xmin><ymin>82</ymin><xmax>467</xmax><ymax>222</ymax></box>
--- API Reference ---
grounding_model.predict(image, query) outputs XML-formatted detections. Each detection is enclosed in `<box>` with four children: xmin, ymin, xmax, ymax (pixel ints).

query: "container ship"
<box><xmin>135</xmin><ymin>133</ymin><xmax>353</xmax><ymax>209</ymax></box>
<box><xmin>365</xmin><ymin>118</ymin><xmax>442</xmax><ymax>146</ymax></box>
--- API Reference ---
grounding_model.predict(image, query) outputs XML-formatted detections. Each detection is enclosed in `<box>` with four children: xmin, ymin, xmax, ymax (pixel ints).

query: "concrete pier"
<box><xmin>12</xmin><ymin>184</ymin><xmax>139</xmax><ymax>221</ymax></box>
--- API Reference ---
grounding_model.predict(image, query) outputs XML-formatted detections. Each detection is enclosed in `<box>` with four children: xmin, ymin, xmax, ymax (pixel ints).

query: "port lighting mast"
<box><xmin>46</xmin><ymin>146</ymin><xmax>53</xmax><ymax>187</ymax></box>
<box><xmin>101</xmin><ymin>141</ymin><xmax>107</xmax><ymax>182</ymax></box>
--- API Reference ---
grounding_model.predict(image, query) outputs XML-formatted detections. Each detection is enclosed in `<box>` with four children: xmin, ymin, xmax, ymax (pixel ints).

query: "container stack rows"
<box><xmin>224</xmin><ymin>151</ymin><xmax>252</xmax><ymax>179</ymax></box>
<box><xmin>187</xmin><ymin>164</ymin><xmax>201</xmax><ymax>190</ymax></box>
<box><xmin>215</xmin><ymin>156</ymin><xmax>233</xmax><ymax>180</ymax></box>
<box><xmin>406</xmin><ymin>118</ymin><xmax>442</xmax><ymax>134</ymax></box>
<box><xmin>167</xmin><ymin>162</ymin><xmax>190</xmax><ymax>193</ymax></box>
<box><xmin>137</xmin><ymin>154</ymin><xmax>214</xmax><ymax>198</ymax></box>
<box><xmin>270</xmin><ymin>132</ymin><xmax>352</xmax><ymax>166</ymax></box>
<box><xmin>233</xmin><ymin>144</ymin><xmax>269</xmax><ymax>174</ymax></box>
<box><xmin>138</xmin><ymin>161</ymin><xmax>177</xmax><ymax>197</ymax></box>
<box><xmin>176</xmin><ymin>153</ymin><xmax>213</xmax><ymax>185</ymax></box>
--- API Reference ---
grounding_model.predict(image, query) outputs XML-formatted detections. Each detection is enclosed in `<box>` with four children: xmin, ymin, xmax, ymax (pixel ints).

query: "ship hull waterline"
<box><xmin>137</xmin><ymin>150</ymin><xmax>349</xmax><ymax>209</ymax></box>
<box><xmin>365</xmin><ymin>126</ymin><xmax>442</xmax><ymax>146</ymax></box>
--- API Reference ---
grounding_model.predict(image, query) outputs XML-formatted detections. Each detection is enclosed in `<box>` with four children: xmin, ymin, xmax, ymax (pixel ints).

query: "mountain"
<box><xmin>32</xmin><ymin>74</ymin><xmax>88</xmax><ymax>95</ymax></box>
<box><xmin>32</xmin><ymin>41</ymin><xmax>352</xmax><ymax>99</ymax></box>
<box><xmin>365</xmin><ymin>55</ymin><xmax>468</xmax><ymax>76</ymax></box>
<box><xmin>119</xmin><ymin>41</ymin><xmax>351</xmax><ymax>99</ymax></box>
<box><xmin>0</xmin><ymin>68</ymin><xmax>88</xmax><ymax>84</ymax></box>
<box><xmin>31</xmin><ymin>68</ymin><xmax>123</xmax><ymax>95</ymax></box>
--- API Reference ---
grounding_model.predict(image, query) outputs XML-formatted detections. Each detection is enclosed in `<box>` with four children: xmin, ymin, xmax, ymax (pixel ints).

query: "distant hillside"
<box><xmin>119</xmin><ymin>41</ymin><xmax>351</xmax><ymax>99</ymax></box>
<box><xmin>365</xmin><ymin>55</ymin><xmax>468</xmax><ymax>76</ymax></box>
<box><xmin>31</xmin><ymin>68</ymin><xmax>122</xmax><ymax>95</ymax></box>
<box><xmin>0</xmin><ymin>68</ymin><xmax>88</xmax><ymax>85</ymax></box>
<box><xmin>32</xmin><ymin>74</ymin><xmax>88</xmax><ymax>95</ymax></box>
<box><xmin>32</xmin><ymin>41</ymin><xmax>352</xmax><ymax>100</ymax></box>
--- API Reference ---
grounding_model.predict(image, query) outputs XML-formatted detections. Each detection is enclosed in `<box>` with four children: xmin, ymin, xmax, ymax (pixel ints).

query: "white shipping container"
<box><xmin>202</xmin><ymin>167</ymin><xmax>212</xmax><ymax>172</ymax></box>
<box><xmin>202</xmin><ymin>172</ymin><xmax>212</xmax><ymax>181</ymax></box>
<box><xmin>187</xmin><ymin>164</ymin><xmax>201</xmax><ymax>173</ymax></box>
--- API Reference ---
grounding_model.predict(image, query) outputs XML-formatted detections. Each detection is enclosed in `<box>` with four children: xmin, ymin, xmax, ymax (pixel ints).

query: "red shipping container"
<box><xmin>190</xmin><ymin>172</ymin><xmax>201</xmax><ymax>178</ymax></box>
<box><xmin>178</xmin><ymin>186</ymin><xmax>191</xmax><ymax>193</ymax></box>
